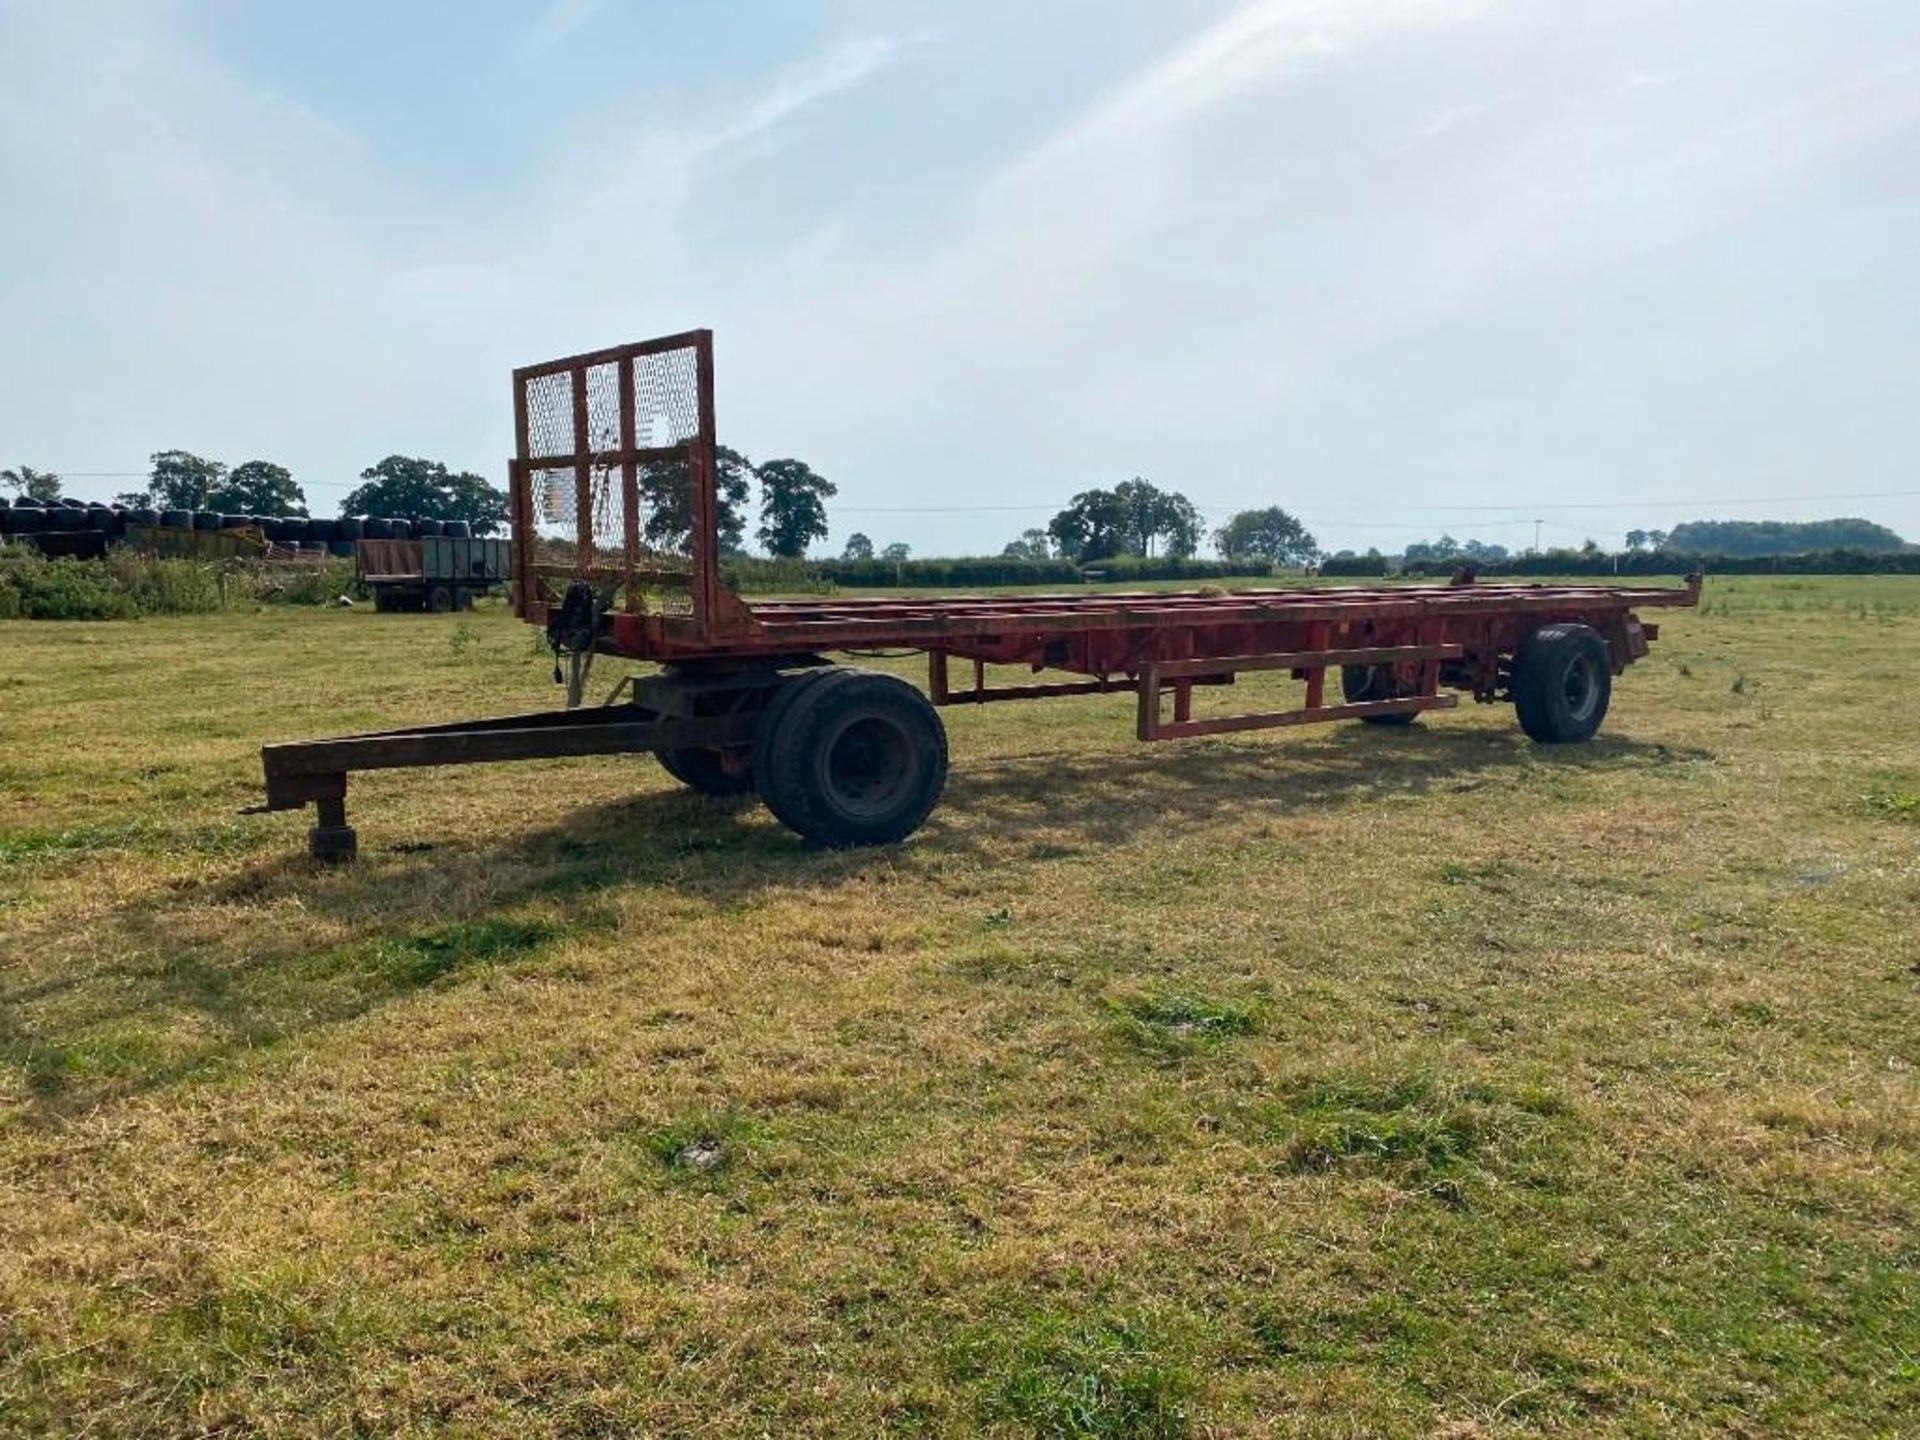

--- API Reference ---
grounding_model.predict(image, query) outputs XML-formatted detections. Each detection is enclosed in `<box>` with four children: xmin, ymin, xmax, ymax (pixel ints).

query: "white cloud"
<box><xmin>702</xmin><ymin>29</ymin><xmax>938</xmax><ymax>157</ymax></box>
<box><xmin>1023</xmin><ymin>0</ymin><xmax>1503</xmax><ymax>166</ymax></box>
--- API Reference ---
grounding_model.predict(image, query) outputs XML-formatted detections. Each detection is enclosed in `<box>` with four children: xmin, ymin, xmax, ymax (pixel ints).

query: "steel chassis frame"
<box><xmin>255</xmin><ymin>330</ymin><xmax>1702</xmax><ymax>858</ymax></box>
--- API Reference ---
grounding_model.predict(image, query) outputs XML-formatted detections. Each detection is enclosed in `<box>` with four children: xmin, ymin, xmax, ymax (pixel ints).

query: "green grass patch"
<box><xmin>320</xmin><ymin>917</ymin><xmax>566</xmax><ymax>990</ymax></box>
<box><xmin>0</xmin><ymin>817</ymin><xmax>264</xmax><ymax>868</ymax></box>
<box><xmin>955</xmin><ymin>1309</ymin><xmax>1198</xmax><ymax>1439</ymax></box>
<box><xmin>1105</xmin><ymin>988</ymin><xmax>1266</xmax><ymax>1058</ymax></box>
<box><xmin>1863</xmin><ymin>788</ymin><xmax>1919</xmax><ymax>822</ymax></box>
<box><xmin>1274</xmin><ymin>1070</ymin><xmax>1573</xmax><ymax>1186</ymax></box>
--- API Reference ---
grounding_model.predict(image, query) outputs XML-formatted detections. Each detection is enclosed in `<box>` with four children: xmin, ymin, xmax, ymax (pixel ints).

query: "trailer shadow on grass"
<box><xmin>930</xmin><ymin>721</ymin><xmax>1712</xmax><ymax>852</ymax></box>
<box><xmin>0</xmin><ymin>723</ymin><xmax>1708</xmax><ymax>1119</ymax></box>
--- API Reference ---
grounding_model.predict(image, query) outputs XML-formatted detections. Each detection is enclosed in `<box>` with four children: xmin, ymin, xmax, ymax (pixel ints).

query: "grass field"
<box><xmin>2</xmin><ymin>575</ymin><xmax>1916</xmax><ymax>1437</ymax></box>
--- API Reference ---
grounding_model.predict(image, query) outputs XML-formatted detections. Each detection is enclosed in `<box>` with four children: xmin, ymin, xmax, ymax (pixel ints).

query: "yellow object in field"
<box><xmin>123</xmin><ymin>523</ymin><xmax>270</xmax><ymax>560</ymax></box>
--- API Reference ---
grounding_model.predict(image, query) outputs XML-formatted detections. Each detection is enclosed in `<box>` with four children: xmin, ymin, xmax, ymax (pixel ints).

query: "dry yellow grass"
<box><xmin>1</xmin><ymin>576</ymin><xmax>1916</xmax><ymax>1436</ymax></box>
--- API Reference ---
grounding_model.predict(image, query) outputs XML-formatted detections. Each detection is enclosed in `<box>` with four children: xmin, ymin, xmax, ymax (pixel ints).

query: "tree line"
<box><xmin>2</xmin><ymin>453</ymin><xmax>513</xmax><ymax>533</ymax></box>
<box><xmin>1350</xmin><ymin>518</ymin><xmax>1911</xmax><ymax>567</ymax></box>
<box><xmin>12</xmin><ymin>455</ymin><xmax>1907</xmax><ymax>563</ymax></box>
<box><xmin>2</xmin><ymin>448</ymin><xmax>842</xmax><ymax>552</ymax></box>
<box><xmin>996</xmin><ymin>479</ymin><xmax>1320</xmax><ymax>566</ymax></box>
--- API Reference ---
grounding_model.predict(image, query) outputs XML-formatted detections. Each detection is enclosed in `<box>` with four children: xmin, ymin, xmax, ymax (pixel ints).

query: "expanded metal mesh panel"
<box><xmin>524</xmin><ymin>373</ymin><xmax>573</xmax><ymax>460</ymax></box>
<box><xmin>514</xmin><ymin>334</ymin><xmax>710</xmax><ymax>623</ymax></box>
<box><xmin>584</xmin><ymin>362</ymin><xmax>621</xmax><ymax>454</ymax></box>
<box><xmin>634</xmin><ymin>347</ymin><xmax>700</xmax><ymax>448</ymax></box>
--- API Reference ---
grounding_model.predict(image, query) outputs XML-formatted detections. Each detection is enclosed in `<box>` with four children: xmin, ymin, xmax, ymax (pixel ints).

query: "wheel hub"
<box><xmin>823</xmin><ymin>716</ymin><xmax>913</xmax><ymax>816</ymax></box>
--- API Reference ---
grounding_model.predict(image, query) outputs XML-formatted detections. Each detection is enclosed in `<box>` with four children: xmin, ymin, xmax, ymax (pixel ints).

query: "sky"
<box><xmin>3</xmin><ymin>0</ymin><xmax>1918</xmax><ymax>556</ymax></box>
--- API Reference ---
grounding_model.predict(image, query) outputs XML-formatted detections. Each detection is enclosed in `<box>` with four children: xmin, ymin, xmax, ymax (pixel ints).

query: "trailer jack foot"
<box><xmin>309</xmin><ymin>823</ymin><xmax>357</xmax><ymax>864</ymax></box>
<box><xmin>308</xmin><ymin>791</ymin><xmax>356</xmax><ymax>863</ymax></box>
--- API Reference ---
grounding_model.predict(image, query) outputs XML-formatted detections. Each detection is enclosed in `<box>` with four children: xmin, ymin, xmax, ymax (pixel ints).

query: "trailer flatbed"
<box><xmin>259</xmin><ymin>329</ymin><xmax>1699</xmax><ymax>859</ymax></box>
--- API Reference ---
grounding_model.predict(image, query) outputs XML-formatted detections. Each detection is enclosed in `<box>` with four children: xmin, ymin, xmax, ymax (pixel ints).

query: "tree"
<box><xmin>1625</xmin><ymin>529</ymin><xmax>1649</xmax><ymax>552</ymax></box>
<box><xmin>637</xmin><ymin>445</ymin><xmax>753</xmax><ymax>556</ymax></box>
<box><xmin>1</xmin><ymin>466</ymin><xmax>62</xmax><ymax>504</ymax></box>
<box><xmin>1660</xmin><ymin>518</ymin><xmax>1906</xmax><ymax>556</ymax></box>
<box><xmin>1049</xmin><ymin>479</ymin><xmax>1202</xmax><ymax>561</ymax></box>
<box><xmin>1001</xmin><ymin>527</ymin><xmax>1052</xmax><ymax>561</ymax></box>
<box><xmin>881</xmin><ymin>541</ymin><xmax>911</xmax><ymax>562</ymax></box>
<box><xmin>1405</xmin><ymin>534</ymin><xmax>1509</xmax><ymax>565</ymax></box>
<box><xmin>1212</xmin><ymin>506</ymin><xmax>1319</xmax><ymax>567</ymax></box>
<box><xmin>443</xmin><ymin>469</ymin><xmax>511</xmax><ymax>537</ymax></box>
<box><xmin>211</xmin><ymin>460</ymin><xmax>306</xmax><ymax>516</ymax></box>
<box><xmin>755</xmin><ymin>458</ymin><xmax>836</xmax><ymax>557</ymax></box>
<box><xmin>1114</xmin><ymin>478</ymin><xmax>1200</xmax><ymax>558</ymax></box>
<box><xmin>1647</xmin><ymin>529</ymin><xmax>1670</xmax><ymax>550</ymax></box>
<box><xmin>341</xmin><ymin>456</ymin><xmax>509</xmax><ymax>535</ymax></box>
<box><xmin>145</xmin><ymin>450</ymin><xmax>227</xmax><ymax>511</ymax></box>
<box><xmin>1048</xmin><ymin>489</ymin><xmax>1128</xmax><ymax>562</ymax></box>
<box><xmin>842</xmin><ymin>532</ymin><xmax>874</xmax><ymax>560</ymax></box>
<box><xmin>713</xmin><ymin>449</ymin><xmax>753</xmax><ymax>555</ymax></box>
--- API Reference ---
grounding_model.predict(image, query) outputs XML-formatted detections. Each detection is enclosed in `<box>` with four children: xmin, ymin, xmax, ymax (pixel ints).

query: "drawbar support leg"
<box><xmin>308</xmin><ymin>784</ymin><xmax>357</xmax><ymax>865</ymax></box>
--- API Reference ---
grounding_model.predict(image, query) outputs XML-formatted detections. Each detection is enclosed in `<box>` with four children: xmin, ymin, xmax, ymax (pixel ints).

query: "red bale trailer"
<box><xmin>257</xmin><ymin>329</ymin><xmax>1700</xmax><ymax>860</ymax></box>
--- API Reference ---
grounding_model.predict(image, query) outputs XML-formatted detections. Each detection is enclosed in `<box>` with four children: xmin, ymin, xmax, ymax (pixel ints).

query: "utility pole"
<box><xmin>1533</xmin><ymin>518</ymin><xmax>1543</xmax><ymax>553</ymax></box>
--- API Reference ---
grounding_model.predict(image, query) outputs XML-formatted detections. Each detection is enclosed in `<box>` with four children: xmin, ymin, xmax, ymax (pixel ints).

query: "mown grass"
<box><xmin>0</xmin><ymin>576</ymin><xmax>1916</xmax><ymax>1436</ymax></box>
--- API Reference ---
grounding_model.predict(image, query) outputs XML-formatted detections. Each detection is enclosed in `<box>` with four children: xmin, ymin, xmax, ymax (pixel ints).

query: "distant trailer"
<box><xmin>257</xmin><ymin>330</ymin><xmax>1701</xmax><ymax>861</ymax></box>
<box><xmin>356</xmin><ymin>535</ymin><xmax>512</xmax><ymax>613</ymax></box>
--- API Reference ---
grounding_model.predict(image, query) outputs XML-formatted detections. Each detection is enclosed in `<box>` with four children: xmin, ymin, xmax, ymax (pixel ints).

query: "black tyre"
<box><xmin>427</xmin><ymin>585</ymin><xmax>454</xmax><ymax>613</ymax></box>
<box><xmin>1512</xmin><ymin>623</ymin><xmax>1611</xmax><ymax>743</ymax></box>
<box><xmin>657</xmin><ymin>747</ymin><xmax>754</xmax><ymax>797</ymax></box>
<box><xmin>754</xmin><ymin>669</ymin><xmax>947</xmax><ymax>847</ymax></box>
<box><xmin>1341</xmin><ymin>663</ymin><xmax>1419</xmax><ymax>726</ymax></box>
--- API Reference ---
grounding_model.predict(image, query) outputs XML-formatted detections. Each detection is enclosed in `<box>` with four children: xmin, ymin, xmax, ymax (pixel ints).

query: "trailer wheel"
<box><xmin>657</xmin><ymin>747</ymin><xmax>754</xmax><ymax>797</ymax></box>
<box><xmin>1512</xmin><ymin>623</ymin><xmax>1611</xmax><ymax>743</ymax></box>
<box><xmin>755</xmin><ymin>670</ymin><xmax>947</xmax><ymax>847</ymax></box>
<box><xmin>1340</xmin><ymin>664</ymin><xmax>1419</xmax><ymax>725</ymax></box>
<box><xmin>428</xmin><ymin>585</ymin><xmax>454</xmax><ymax>613</ymax></box>
<box><xmin>750</xmin><ymin>667</ymin><xmax>844</xmax><ymax>753</ymax></box>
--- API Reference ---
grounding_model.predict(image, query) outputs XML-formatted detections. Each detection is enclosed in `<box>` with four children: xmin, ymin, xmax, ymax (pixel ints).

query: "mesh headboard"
<box><xmin>510</xmin><ymin>330</ymin><xmax>719</xmax><ymax>631</ymax></box>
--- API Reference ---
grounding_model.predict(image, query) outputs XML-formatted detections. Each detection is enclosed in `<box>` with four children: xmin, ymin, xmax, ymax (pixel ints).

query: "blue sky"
<box><xmin>4</xmin><ymin>0</ymin><xmax>1918</xmax><ymax>555</ymax></box>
